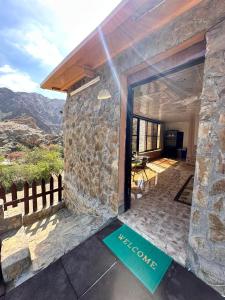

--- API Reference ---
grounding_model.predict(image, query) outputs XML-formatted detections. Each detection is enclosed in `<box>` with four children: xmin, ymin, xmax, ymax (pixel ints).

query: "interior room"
<box><xmin>120</xmin><ymin>61</ymin><xmax>204</xmax><ymax>265</ymax></box>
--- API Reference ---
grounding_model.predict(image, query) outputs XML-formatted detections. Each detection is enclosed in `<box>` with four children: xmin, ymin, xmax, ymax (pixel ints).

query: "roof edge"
<box><xmin>40</xmin><ymin>0</ymin><xmax>128</xmax><ymax>89</ymax></box>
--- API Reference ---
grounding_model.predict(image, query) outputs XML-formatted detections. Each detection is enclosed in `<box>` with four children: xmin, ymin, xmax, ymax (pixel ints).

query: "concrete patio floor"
<box><xmin>6</xmin><ymin>208</ymin><xmax>108</xmax><ymax>290</ymax></box>
<box><xmin>120</xmin><ymin>160</ymin><xmax>194</xmax><ymax>265</ymax></box>
<box><xmin>2</xmin><ymin>220</ymin><xmax>223</xmax><ymax>300</ymax></box>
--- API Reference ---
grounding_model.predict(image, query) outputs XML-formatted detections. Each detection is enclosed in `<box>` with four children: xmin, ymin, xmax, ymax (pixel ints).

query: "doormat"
<box><xmin>174</xmin><ymin>175</ymin><xmax>194</xmax><ymax>206</ymax></box>
<box><xmin>103</xmin><ymin>224</ymin><xmax>172</xmax><ymax>294</ymax></box>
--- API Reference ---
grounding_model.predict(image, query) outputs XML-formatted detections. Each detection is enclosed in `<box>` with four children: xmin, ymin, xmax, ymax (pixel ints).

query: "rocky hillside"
<box><xmin>0</xmin><ymin>88</ymin><xmax>65</xmax><ymax>134</ymax></box>
<box><xmin>0</xmin><ymin>116</ymin><xmax>61</xmax><ymax>153</ymax></box>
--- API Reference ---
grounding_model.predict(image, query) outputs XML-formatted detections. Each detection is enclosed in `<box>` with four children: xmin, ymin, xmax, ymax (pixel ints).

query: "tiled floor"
<box><xmin>120</xmin><ymin>159</ymin><xmax>195</xmax><ymax>265</ymax></box>
<box><xmin>2</xmin><ymin>220</ymin><xmax>223</xmax><ymax>300</ymax></box>
<box><xmin>175</xmin><ymin>175</ymin><xmax>194</xmax><ymax>205</ymax></box>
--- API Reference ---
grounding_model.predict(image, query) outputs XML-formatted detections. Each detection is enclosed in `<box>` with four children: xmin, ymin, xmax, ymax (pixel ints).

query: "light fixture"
<box><xmin>70</xmin><ymin>76</ymin><xmax>100</xmax><ymax>96</ymax></box>
<box><xmin>97</xmin><ymin>89</ymin><xmax>111</xmax><ymax>100</ymax></box>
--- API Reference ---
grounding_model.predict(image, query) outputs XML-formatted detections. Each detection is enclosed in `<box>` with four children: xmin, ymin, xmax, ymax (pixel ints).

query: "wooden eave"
<box><xmin>41</xmin><ymin>0</ymin><xmax>203</xmax><ymax>92</ymax></box>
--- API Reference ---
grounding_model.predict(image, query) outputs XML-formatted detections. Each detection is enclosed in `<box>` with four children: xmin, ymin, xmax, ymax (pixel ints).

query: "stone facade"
<box><xmin>64</xmin><ymin>0</ymin><xmax>225</xmax><ymax>215</ymax></box>
<box><xmin>63</xmin><ymin>0</ymin><xmax>225</xmax><ymax>295</ymax></box>
<box><xmin>64</xmin><ymin>0</ymin><xmax>225</xmax><ymax>213</ymax></box>
<box><xmin>63</xmin><ymin>65</ymin><xmax>120</xmax><ymax>217</ymax></box>
<box><xmin>189</xmin><ymin>19</ymin><xmax>225</xmax><ymax>296</ymax></box>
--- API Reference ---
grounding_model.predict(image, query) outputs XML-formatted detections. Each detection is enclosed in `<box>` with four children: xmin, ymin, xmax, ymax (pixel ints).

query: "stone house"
<box><xmin>41</xmin><ymin>0</ymin><xmax>225</xmax><ymax>296</ymax></box>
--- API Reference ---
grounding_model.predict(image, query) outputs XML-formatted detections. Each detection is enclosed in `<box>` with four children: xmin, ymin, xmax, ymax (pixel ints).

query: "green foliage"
<box><xmin>14</xmin><ymin>144</ymin><xmax>28</xmax><ymax>152</ymax></box>
<box><xmin>0</xmin><ymin>146</ymin><xmax>63</xmax><ymax>191</ymax></box>
<box><xmin>0</xmin><ymin>155</ymin><xmax>4</xmax><ymax>164</ymax></box>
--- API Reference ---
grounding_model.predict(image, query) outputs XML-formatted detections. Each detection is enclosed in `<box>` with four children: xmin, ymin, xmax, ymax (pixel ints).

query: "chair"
<box><xmin>131</xmin><ymin>157</ymin><xmax>149</xmax><ymax>182</ymax></box>
<box><xmin>131</xmin><ymin>186</ymin><xmax>143</xmax><ymax>201</ymax></box>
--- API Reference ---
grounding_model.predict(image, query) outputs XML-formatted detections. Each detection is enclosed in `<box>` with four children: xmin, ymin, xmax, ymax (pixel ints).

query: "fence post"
<box><xmin>58</xmin><ymin>175</ymin><xmax>62</xmax><ymax>202</ymax></box>
<box><xmin>41</xmin><ymin>179</ymin><xmax>46</xmax><ymax>208</ymax></box>
<box><xmin>0</xmin><ymin>185</ymin><xmax>6</xmax><ymax>211</ymax></box>
<box><xmin>11</xmin><ymin>183</ymin><xmax>18</xmax><ymax>207</ymax></box>
<box><xmin>32</xmin><ymin>180</ymin><xmax>37</xmax><ymax>212</ymax></box>
<box><xmin>50</xmin><ymin>176</ymin><xmax>54</xmax><ymax>206</ymax></box>
<box><xmin>24</xmin><ymin>181</ymin><xmax>29</xmax><ymax>215</ymax></box>
<box><xmin>1</xmin><ymin>175</ymin><xmax>63</xmax><ymax>213</ymax></box>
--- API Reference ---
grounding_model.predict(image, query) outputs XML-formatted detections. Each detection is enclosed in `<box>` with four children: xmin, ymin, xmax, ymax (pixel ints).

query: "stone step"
<box><xmin>1</xmin><ymin>227</ymin><xmax>31</xmax><ymax>283</ymax></box>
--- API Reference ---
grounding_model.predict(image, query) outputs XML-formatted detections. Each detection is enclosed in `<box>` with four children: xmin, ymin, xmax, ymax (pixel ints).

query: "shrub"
<box><xmin>7</xmin><ymin>151</ymin><xmax>25</xmax><ymax>162</ymax></box>
<box><xmin>0</xmin><ymin>146</ymin><xmax>63</xmax><ymax>191</ymax></box>
<box><xmin>0</xmin><ymin>155</ymin><xmax>4</xmax><ymax>164</ymax></box>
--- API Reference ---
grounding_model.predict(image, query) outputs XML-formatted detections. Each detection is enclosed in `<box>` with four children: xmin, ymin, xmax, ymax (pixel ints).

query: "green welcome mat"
<box><xmin>103</xmin><ymin>225</ymin><xmax>172</xmax><ymax>294</ymax></box>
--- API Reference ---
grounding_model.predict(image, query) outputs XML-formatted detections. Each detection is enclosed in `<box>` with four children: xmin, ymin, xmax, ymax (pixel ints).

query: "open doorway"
<box><xmin>121</xmin><ymin>58</ymin><xmax>204</xmax><ymax>265</ymax></box>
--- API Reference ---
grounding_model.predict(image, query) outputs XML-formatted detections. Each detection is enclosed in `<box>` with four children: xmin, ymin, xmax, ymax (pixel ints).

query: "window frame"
<box><xmin>132</xmin><ymin>114</ymin><xmax>162</xmax><ymax>154</ymax></box>
<box><xmin>131</xmin><ymin>117</ymin><xmax>139</xmax><ymax>154</ymax></box>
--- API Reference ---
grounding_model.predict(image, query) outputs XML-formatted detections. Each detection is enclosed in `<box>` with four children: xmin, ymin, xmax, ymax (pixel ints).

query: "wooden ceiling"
<box><xmin>134</xmin><ymin>63</ymin><xmax>204</xmax><ymax>122</ymax></box>
<box><xmin>41</xmin><ymin>0</ymin><xmax>203</xmax><ymax>92</ymax></box>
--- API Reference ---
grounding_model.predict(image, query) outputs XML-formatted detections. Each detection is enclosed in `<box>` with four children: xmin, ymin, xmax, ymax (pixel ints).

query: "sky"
<box><xmin>0</xmin><ymin>0</ymin><xmax>122</xmax><ymax>99</ymax></box>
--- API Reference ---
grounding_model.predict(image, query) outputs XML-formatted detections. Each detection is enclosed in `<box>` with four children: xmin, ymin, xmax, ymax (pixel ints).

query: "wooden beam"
<box><xmin>83</xmin><ymin>66</ymin><xmax>96</xmax><ymax>78</ymax></box>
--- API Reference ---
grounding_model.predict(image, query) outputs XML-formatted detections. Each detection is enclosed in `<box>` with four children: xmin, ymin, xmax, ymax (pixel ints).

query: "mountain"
<box><xmin>0</xmin><ymin>116</ymin><xmax>62</xmax><ymax>153</ymax></box>
<box><xmin>0</xmin><ymin>88</ymin><xmax>65</xmax><ymax>134</ymax></box>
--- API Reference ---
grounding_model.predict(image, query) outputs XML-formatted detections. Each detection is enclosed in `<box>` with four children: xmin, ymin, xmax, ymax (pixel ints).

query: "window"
<box><xmin>132</xmin><ymin>116</ymin><xmax>161</xmax><ymax>153</ymax></box>
<box><xmin>139</xmin><ymin>120</ymin><xmax>146</xmax><ymax>152</ymax></box>
<box><xmin>132</xmin><ymin>118</ymin><xmax>138</xmax><ymax>153</ymax></box>
<box><xmin>157</xmin><ymin>124</ymin><xmax>161</xmax><ymax>149</ymax></box>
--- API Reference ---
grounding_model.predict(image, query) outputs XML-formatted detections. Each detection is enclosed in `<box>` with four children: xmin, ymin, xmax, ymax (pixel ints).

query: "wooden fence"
<box><xmin>0</xmin><ymin>175</ymin><xmax>63</xmax><ymax>215</ymax></box>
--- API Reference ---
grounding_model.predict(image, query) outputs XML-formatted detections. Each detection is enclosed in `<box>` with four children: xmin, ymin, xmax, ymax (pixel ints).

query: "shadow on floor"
<box><xmin>3</xmin><ymin>219</ymin><xmax>224</xmax><ymax>300</ymax></box>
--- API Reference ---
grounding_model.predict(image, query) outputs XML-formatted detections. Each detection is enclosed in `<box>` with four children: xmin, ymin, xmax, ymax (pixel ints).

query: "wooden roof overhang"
<box><xmin>41</xmin><ymin>0</ymin><xmax>203</xmax><ymax>92</ymax></box>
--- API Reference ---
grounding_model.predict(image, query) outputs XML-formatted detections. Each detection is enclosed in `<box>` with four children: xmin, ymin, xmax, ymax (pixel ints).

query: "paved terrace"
<box><xmin>1</xmin><ymin>220</ymin><xmax>223</xmax><ymax>300</ymax></box>
<box><xmin>123</xmin><ymin>160</ymin><xmax>194</xmax><ymax>265</ymax></box>
<box><xmin>2</xmin><ymin>209</ymin><xmax>108</xmax><ymax>290</ymax></box>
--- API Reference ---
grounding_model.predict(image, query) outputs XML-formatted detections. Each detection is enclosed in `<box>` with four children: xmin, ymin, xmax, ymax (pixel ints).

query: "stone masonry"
<box><xmin>63</xmin><ymin>0</ymin><xmax>225</xmax><ymax>295</ymax></box>
<box><xmin>63</xmin><ymin>66</ymin><xmax>120</xmax><ymax>217</ymax></box>
<box><xmin>64</xmin><ymin>0</ymin><xmax>225</xmax><ymax>214</ymax></box>
<box><xmin>189</xmin><ymin>19</ymin><xmax>225</xmax><ymax>296</ymax></box>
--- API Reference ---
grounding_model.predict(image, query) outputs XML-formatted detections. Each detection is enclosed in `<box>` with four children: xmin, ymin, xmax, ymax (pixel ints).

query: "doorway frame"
<box><xmin>124</xmin><ymin>56</ymin><xmax>205</xmax><ymax>211</ymax></box>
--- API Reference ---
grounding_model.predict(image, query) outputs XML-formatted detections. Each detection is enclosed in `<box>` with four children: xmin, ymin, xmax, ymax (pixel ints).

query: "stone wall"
<box><xmin>63</xmin><ymin>65</ymin><xmax>120</xmax><ymax>217</ymax></box>
<box><xmin>63</xmin><ymin>1</ymin><xmax>225</xmax><ymax>294</ymax></box>
<box><xmin>189</xmin><ymin>19</ymin><xmax>225</xmax><ymax>296</ymax></box>
<box><xmin>63</xmin><ymin>0</ymin><xmax>225</xmax><ymax>216</ymax></box>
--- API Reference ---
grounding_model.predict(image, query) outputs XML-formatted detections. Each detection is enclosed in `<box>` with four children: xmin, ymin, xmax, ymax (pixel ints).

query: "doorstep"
<box><xmin>2</xmin><ymin>219</ymin><xmax>223</xmax><ymax>300</ymax></box>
